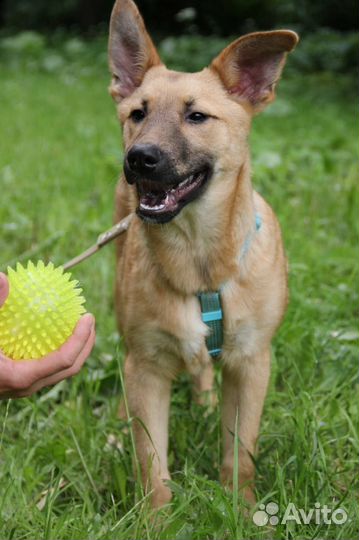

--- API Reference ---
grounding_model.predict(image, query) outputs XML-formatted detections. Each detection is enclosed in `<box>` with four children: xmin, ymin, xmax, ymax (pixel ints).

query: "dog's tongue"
<box><xmin>138</xmin><ymin>173</ymin><xmax>203</xmax><ymax>214</ymax></box>
<box><xmin>139</xmin><ymin>190</ymin><xmax>178</xmax><ymax>213</ymax></box>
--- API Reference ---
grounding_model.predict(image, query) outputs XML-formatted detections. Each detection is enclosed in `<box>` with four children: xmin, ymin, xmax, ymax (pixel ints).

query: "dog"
<box><xmin>108</xmin><ymin>0</ymin><xmax>298</xmax><ymax>509</ymax></box>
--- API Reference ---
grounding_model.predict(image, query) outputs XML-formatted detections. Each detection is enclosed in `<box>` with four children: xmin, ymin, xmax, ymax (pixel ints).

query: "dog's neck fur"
<box><xmin>141</xmin><ymin>157</ymin><xmax>255</xmax><ymax>295</ymax></box>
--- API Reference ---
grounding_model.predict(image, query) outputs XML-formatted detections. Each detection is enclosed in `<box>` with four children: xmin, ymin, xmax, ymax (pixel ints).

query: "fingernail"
<box><xmin>84</xmin><ymin>313</ymin><xmax>95</xmax><ymax>326</ymax></box>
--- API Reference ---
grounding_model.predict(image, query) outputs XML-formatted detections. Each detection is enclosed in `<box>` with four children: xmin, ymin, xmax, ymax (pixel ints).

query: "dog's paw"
<box><xmin>151</xmin><ymin>482</ymin><xmax>172</xmax><ymax>509</ymax></box>
<box><xmin>220</xmin><ymin>464</ymin><xmax>256</xmax><ymax>507</ymax></box>
<box><xmin>194</xmin><ymin>388</ymin><xmax>218</xmax><ymax>412</ymax></box>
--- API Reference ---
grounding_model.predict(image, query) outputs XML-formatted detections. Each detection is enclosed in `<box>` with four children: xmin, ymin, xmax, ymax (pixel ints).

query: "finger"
<box><xmin>18</xmin><ymin>327</ymin><xmax>96</xmax><ymax>396</ymax></box>
<box><xmin>6</xmin><ymin>314</ymin><xmax>95</xmax><ymax>388</ymax></box>
<box><xmin>46</xmin><ymin>313</ymin><xmax>95</xmax><ymax>367</ymax></box>
<box><xmin>0</xmin><ymin>273</ymin><xmax>9</xmax><ymax>307</ymax></box>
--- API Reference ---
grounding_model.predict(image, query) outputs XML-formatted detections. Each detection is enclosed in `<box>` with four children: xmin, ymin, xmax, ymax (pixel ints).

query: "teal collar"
<box><xmin>198</xmin><ymin>212</ymin><xmax>262</xmax><ymax>358</ymax></box>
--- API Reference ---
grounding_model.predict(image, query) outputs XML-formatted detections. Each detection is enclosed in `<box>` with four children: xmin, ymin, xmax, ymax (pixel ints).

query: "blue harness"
<box><xmin>197</xmin><ymin>213</ymin><xmax>262</xmax><ymax>357</ymax></box>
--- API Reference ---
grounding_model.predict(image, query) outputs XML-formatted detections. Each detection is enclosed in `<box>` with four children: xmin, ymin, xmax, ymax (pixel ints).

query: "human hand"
<box><xmin>0</xmin><ymin>272</ymin><xmax>95</xmax><ymax>399</ymax></box>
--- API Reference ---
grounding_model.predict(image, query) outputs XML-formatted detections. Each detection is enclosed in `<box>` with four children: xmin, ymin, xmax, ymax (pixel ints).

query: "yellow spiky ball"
<box><xmin>0</xmin><ymin>261</ymin><xmax>86</xmax><ymax>360</ymax></box>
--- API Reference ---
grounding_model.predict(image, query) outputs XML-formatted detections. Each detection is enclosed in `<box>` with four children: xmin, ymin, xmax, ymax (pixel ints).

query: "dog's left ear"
<box><xmin>210</xmin><ymin>30</ymin><xmax>299</xmax><ymax>112</ymax></box>
<box><xmin>108</xmin><ymin>0</ymin><xmax>162</xmax><ymax>101</ymax></box>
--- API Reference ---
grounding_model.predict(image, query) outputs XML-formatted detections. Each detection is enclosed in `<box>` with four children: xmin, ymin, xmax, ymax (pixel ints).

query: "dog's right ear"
<box><xmin>108</xmin><ymin>0</ymin><xmax>162</xmax><ymax>101</ymax></box>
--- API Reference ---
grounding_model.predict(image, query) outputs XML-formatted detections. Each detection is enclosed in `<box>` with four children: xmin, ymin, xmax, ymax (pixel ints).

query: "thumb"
<box><xmin>0</xmin><ymin>273</ymin><xmax>9</xmax><ymax>308</ymax></box>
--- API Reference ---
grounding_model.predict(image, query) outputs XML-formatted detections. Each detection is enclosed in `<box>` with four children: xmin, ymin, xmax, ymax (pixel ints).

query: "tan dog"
<box><xmin>109</xmin><ymin>0</ymin><xmax>298</xmax><ymax>508</ymax></box>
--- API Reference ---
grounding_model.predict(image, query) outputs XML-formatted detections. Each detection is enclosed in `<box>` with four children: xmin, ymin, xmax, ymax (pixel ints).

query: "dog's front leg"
<box><xmin>123</xmin><ymin>355</ymin><xmax>172</xmax><ymax>508</ymax></box>
<box><xmin>220</xmin><ymin>348</ymin><xmax>271</xmax><ymax>505</ymax></box>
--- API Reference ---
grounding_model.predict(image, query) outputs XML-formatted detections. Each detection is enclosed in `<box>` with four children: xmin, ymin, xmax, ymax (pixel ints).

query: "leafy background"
<box><xmin>0</xmin><ymin>1</ymin><xmax>358</xmax><ymax>539</ymax></box>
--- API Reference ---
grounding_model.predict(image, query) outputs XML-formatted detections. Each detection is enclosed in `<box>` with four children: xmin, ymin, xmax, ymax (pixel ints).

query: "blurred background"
<box><xmin>0</xmin><ymin>0</ymin><xmax>358</xmax><ymax>34</ymax></box>
<box><xmin>0</xmin><ymin>2</ymin><xmax>358</xmax><ymax>539</ymax></box>
<box><xmin>0</xmin><ymin>0</ymin><xmax>357</xmax><ymax>73</ymax></box>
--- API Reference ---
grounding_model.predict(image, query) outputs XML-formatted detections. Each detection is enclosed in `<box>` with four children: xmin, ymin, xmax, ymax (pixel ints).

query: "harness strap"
<box><xmin>197</xmin><ymin>291</ymin><xmax>223</xmax><ymax>357</ymax></box>
<box><xmin>198</xmin><ymin>212</ymin><xmax>262</xmax><ymax>358</ymax></box>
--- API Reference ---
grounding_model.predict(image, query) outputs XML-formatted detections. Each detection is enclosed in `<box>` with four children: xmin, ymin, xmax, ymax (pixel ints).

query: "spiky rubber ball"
<box><xmin>0</xmin><ymin>261</ymin><xmax>86</xmax><ymax>360</ymax></box>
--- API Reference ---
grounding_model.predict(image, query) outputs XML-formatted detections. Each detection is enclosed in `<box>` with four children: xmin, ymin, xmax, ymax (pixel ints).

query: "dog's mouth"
<box><xmin>136</xmin><ymin>168</ymin><xmax>211</xmax><ymax>223</ymax></box>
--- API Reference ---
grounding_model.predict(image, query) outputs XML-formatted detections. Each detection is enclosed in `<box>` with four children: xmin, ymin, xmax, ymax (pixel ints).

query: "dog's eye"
<box><xmin>187</xmin><ymin>112</ymin><xmax>208</xmax><ymax>124</ymax></box>
<box><xmin>130</xmin><ymin>109</ymin><xmax>146</xmax><ymax>123</ymax></box>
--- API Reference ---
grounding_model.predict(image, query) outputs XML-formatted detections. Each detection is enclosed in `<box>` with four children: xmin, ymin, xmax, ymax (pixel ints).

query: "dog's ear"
<box><xmin>108</xmin><ymin>0</ymin><xmax>162</xmax><ymax>101</ymax></box>
<box><xmin>210</xmin><ymin>30</ymin><xmax>298</xmax><ymax>112</ymax></box>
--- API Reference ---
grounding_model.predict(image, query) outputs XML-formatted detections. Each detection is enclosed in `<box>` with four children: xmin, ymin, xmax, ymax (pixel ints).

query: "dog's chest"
<box><xmin>145</xmin><ymin>285</ymin><xmax>261</xmax><ymax>367</ymax></box>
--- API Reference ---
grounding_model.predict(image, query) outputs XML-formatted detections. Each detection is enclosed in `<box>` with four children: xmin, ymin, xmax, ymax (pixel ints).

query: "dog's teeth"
<box><xmin>178</xmin><ymin>175</ymin><xmax>194</xmax><ymax>188</ymax></box>
<box><xmin>140</xmin><ymin>202</ymin><xmax>165</xmax><ymax>211</ymax></box>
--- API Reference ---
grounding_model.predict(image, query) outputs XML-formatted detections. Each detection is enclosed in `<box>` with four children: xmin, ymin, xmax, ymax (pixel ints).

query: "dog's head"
<box><xmin>108</xmin><ymin>0</ymin><xmax>298</xmax><ymax>224</ymax></box>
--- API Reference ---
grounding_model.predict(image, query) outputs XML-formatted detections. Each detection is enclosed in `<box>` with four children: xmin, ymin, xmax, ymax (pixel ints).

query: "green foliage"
<box><xmin>0</xmin><ymin>42</ymin><xmax>358</xmax><ymax>539</ymax></box>
<box><xmin>288</xmin><ymin>29</ymin><xmax>359</xmax><ymax>73</ymax></box>
<box><xmin>275</xmin><ymin>0</ymin><xmax>358</xmax><ymax>32</ymax></box>
<box><xmin>3</xmin><ymin>0</ymin><xmax>81</xmax><ymax>31</ymax></box>
<box><xmin>0</xmin><ymin>31</ymin><xmax>46</xmax><ymax>57</ymax></box>
<box><xmin>0</xmin><ymin>33</ymin><xmax>107</xmax><ymax>73</ymax></box>
<box><xmin>159</xmin><ymin>35</ymin><xmax>228</xmax><ymax>72</ymax></box>
<box><xmin>158</xmin><ymin>31</ymin><xmax>359</xmax><ymax>74</ymax></box>
<box><xmin>0</xmin><ymin>30</ymin><xmax>358</xmax><ymax>74</ymax></box>
<box><xmin>1</xmin><ymin>0</ymin><xmax>357</xmax><ymax>34</ymax></box>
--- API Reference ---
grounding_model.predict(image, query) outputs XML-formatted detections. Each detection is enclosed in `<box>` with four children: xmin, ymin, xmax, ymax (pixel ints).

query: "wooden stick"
<box><xmin>63</xmin><ymin>213</ymin><xmax>134</xmax><ymax>271</ymax></box>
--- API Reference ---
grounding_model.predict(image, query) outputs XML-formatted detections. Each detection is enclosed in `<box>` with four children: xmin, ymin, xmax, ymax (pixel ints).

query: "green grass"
<box><xmin>0</xmin><ymin>47</ymin><xmax>358</xmax><ymax>540</ymax></box>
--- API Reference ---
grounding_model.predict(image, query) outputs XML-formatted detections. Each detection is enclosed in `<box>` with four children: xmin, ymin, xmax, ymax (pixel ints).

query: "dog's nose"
<box><xmin>126</xmin><ymin>144</ymin><xmax>163</xmax><ymax>175</ymax></box>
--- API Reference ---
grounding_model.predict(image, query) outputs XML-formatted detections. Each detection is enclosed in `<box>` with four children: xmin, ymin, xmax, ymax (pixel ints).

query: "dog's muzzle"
<box><xmin>124</xmin><ymin>144</ymin><xmax>212</xmax><ymax>224</ymax></box>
